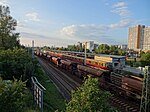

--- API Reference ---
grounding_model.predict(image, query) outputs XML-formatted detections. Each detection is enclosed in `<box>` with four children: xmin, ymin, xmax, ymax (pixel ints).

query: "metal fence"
<box><xmin>31</xmin><ymin>76</ymin><xmax>46</xmax><ymax>112</ymax></box>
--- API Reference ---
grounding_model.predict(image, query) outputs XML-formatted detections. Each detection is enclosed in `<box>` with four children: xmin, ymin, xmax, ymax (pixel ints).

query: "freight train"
<box><xmin>47</xmin><ymin>51</ymin><xmax>114</xmax><ymax>70</ymax></box>
<box><xmin>35</xmin><ymin>50</ymin><xmax>143</xmax><ymax>100</ymax></box>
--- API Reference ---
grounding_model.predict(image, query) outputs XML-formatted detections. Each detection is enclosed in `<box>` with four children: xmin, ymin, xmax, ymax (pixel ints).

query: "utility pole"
<box><xmin>32</xmin><ymin>40</ymin><xmax>34</xmax><ymax>59</ymax></box>
<box><xmin>140</xmin><ymin>66</ymin><xmax>150</xmax><ymax>112</ymax></box>
<box><xmin>84</xmin><ymin>42</ymin><xmax>87</xmax><ymax>65</ymax></box>
<box><xmin>28</xmin><ymin>44</ymin><xmax>29</xmax><ymax>54</ymax></box>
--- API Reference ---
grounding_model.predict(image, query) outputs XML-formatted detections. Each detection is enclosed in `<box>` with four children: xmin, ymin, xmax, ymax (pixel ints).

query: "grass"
<box><xmin>34</xmin><ymin>60</ymin><xmax>66</xmax><ymax>112</ymax></box>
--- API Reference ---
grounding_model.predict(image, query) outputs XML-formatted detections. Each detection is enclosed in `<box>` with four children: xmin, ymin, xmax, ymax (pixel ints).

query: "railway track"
<box><xmin>37</xmin><ymin>56</ymin><xmax>140</xmax><ymax>111</ymax></box>
<box><xmin>111</xmin><ymin>96</ymin><xmax>140</xmax><ymax>112</ymax></box>
<box><xmin>37</xmin><ymin>57</ymin><xmax>80</xmax><ymax>101</ymax></box>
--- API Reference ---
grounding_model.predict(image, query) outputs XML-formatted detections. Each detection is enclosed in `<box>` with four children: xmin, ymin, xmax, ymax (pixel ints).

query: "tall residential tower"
<box><xmin>128</xmin><ymin>25</ymin><xmax>150</xmax><ymax>51</ymax></box>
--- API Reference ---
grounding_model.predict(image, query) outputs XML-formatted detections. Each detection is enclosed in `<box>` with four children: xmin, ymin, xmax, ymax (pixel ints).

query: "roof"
<box><xmin>95</xmin><ymin>54</ymin><xmax>126</xmax><ymax>59</ymax></box>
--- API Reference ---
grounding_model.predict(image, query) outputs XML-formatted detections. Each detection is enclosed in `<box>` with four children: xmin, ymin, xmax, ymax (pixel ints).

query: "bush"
<box><xmin>66</xmin><ymin>77</ymin><xmax>115</xmax><ymax>112</ymax></box>
<box><xmin>0</xmin><ymin>77</ymin><xmax>31</xmax><ymax>112</ymax></box>
<box><xmin>0</xmin><ymin>49</ymin><xmax>33</xmax><ymax>81</ymax></box>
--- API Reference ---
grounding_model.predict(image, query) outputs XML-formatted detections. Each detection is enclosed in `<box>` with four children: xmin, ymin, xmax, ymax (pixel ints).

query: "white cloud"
<box><xmin>60</xmin><ymin>20</ymin><xmax>131</xmax><ymax>44</ymax></box>
<box><xmin>17</xmin><ymin>21</ymin><xmax>25</xmax><ymax>28</ymax></box>
<box><xmin>0</xmin><ymin>0</ymin><xmax>8</xmax><ymax>6</ymax></box>
<box><xmin>61</xmin><ymin>20</ymin><xmax>131</xmax><ymax>38</ymax></box>
<box><xmin>61</xmin><ymin>24</ymin><xmax>107</xmax><ymax>38</ymax></box>
<box><xmin>112</xmin><ymin>2</ymin><xmax>126</xmax><ymax>8</ymax></box>
<box><xmin>108</xmin><ymin>19</ymin><xmax>131</xmax><ymax>29</ymax></box>
<box><xmin>61</xmin><ymin>25</ymin><xmax>76</xmax><ymax>37</ymax></box>
<box><xmin>25</xmin><ymin>12</ymin><xmax>40</xmax><ymax>22</ymax></box>
<box><xmin>111</xmin><ymin>2</ymin><xmax>130</xmax><ymax>18</ymax></box>
<box><xmin>20</xmin><ymin>32</ymin><xmax>75</xmax><ymax>47</ymax></box>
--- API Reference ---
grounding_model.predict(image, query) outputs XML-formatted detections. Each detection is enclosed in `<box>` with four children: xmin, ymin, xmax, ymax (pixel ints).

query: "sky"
<box><xmin>0</xmin><ymin>0</ymin><xmax>150</xmax><ymax>47</ymax></box>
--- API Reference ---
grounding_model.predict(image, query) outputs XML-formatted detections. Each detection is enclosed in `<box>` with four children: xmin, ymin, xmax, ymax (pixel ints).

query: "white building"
<box><xmin>81</xmin><ymin>41</ymin><xmax>94</xmax><ymax>52</ymax></box>
<box><xmin>86</xmin><ymin>41</ymin><xmax>94</xmax><ymax>52</ymax></box>
<box><xmin>118</xmin><ymin>44</ymin><xmax>128</xmax><ymax>50</ymax></box>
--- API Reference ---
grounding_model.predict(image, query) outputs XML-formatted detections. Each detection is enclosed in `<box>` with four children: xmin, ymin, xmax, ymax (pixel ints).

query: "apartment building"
<box><xmin>128</xmin><ymin>25</ymin><xmax>150</xmax><ymax>51</ymax></box>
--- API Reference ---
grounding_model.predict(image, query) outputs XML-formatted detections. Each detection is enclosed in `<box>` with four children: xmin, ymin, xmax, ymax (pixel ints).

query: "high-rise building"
<box><xmin>143</xmin><ymin>27</ymin><xmax>150</xmax><ymax>50</ymax></box>
<box><xmin>81</xmin><ymin>41</ymin><xmax>94</xmax><ymax>52</ymax></box>
<box><xmin>86</xmin><ymin>41</ymin><xmax>94</xmax><ymax>52</ymax></box>
<box><xmin>128</xmin><ymin>25</ymin><xmax>150</xmax><ymax>51</ymax></box>
<box><xmin>128</xmin><ymin>25</ymin><xmax>145</xmax><ymax>50</ymax></box>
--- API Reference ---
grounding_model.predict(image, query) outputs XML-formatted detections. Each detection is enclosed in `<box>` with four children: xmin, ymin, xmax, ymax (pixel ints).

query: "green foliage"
<box><xmin>0</xmin><ymin>49</ymin><xmax>33</xmax><ymax>80</ymax></box>
<box><xmin>109</xmin><ymin>45</ymin><xmax>118</xmax><ymax>55</ymax></box>
<box><xmin>96</xmin><ymin>44</ymin><xmax>110</xmax><ymax>54</ymax></box>
<box><xmin>0</xmin><ymin>5</ymin><xmax>20</xmax><ymax>50</ymax></box>
<box><xmin>118</xmin><ymin>49</ymin><xmax>126</xmax><ymax>56</ymax></box>
<box><xmin>66</xmin><ymin>77</ymin><xmax>115</xmax><ymax>112</ymax></box>
<box><xmin>0</xmin><ymin>77</ymin><xmax>31</xmax><ymax>112</ymax></box>
<box><xmin>140</xmin><ymin>51</ymin><xmax>145</xmax><ymax>56</ymax></box>
<box><xmin>133</xmin><ymin>61</ymin><xmax>141</xmax><ymax>67</ymax></box>
<box><xmin>67</xmin><ymin>45</ymin><xmax>83</xmax><ymax>52</ymax></box>
<box><xmin>140</xmin><ymin>52</ymin><xmax>150</xmax><ymax>66</ymax></box>
<box><xmin>95</xmin><ymin>44</ymin><xmax>126</xmax><ymax>56</ymax></box>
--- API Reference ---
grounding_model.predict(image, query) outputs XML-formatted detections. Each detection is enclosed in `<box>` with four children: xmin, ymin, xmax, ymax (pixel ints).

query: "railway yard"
<box><xmin>35</xmin><ymin>50</ymin><xmax>146</xmax><ymax>112</ymax></box>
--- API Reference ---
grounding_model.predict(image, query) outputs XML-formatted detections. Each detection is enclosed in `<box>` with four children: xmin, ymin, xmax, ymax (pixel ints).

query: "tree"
<box><xmin>0</xmin><ymin>5</ymin><xmax>20</xmax><ymax>50</ymax></box>
<box><xmin>109</xmin><ymin>45</ymin><xmax>118</xmax><ymax>55</ymax></box>
<box><xmin>140</xmin><ymin>52</ymin><xmax>150</xmax><ymax>66</ymax></box>
<box><xmin>0</xmin><ymin>77</ymin><xmax>30</xmax><ymax>112</ymax></box>
<box><xmin>66</xmin><ymin>77</ymin><xmax>115</xmax><ymax>112</ymax></box>
<box><xmin>118</xmin><ymin>49</ymin><xmax>126</xmax><ymax>56</ymax></box>
<box><xmin>96</xmin><ymin>44</ymin><xmax>110</xmax><ymax>54</ymax></box>
<box><xmin>0</xmin><ymin>49</ymin><xmax>33</xmax><ymax>81</ymax></box>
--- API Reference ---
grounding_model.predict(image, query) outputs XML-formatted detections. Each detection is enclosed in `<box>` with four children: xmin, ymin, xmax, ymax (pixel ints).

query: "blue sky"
<box><xmin>0</xmin><ymin>0</ymin><xmax>150</xmax><ymax>47</ymax></box>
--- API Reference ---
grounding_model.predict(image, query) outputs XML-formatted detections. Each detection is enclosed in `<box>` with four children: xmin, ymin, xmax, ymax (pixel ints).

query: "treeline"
<box><xmin>127</xmin><ymin>52</ymin><xmax>150</xmax><ymax>67</ymax></box>
<box><xmin>0</xmin><ymin>5</ymin><xmax>34</xmax><ymax>81</ymax></box>
<box><xmin>0</xmin><ymin>5</ymin><xmax>35</xmax><ymax>111</ymax></box>
<box><xmin>0</xmin><ymin>49</ymin><xmax>33</xmax><ymax>81</ymax></box>
<box><xmin>140</xmin><ymin>52</ymin><xmax>150</xmax><ymax>66</ymax></box>
<box><xmin>94</xmin><ymin>44</ymin><xmax>126</xmax><ymax>55</ymax></box>
<box><xmin>41</xmin><ymin>44</ymin><xmax>126</xmax><ymax>56</ymax></box>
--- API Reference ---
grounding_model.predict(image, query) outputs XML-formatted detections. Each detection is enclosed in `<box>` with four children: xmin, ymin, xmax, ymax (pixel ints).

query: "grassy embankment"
<box><xmin>34</xmin><ymin>59</ymin><xmax>66</xmax><ymax>112</ymax></box>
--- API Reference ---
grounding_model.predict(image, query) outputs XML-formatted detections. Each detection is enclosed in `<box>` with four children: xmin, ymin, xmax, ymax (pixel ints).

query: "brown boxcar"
<box><xmin>61</xmin><ymin>60</ymin><xmax>72</xmax><ymax>70</ymax></box>
<box><xmin>122</xmin><ymin>76</ymin><xmax>142</xmax><ymax>95</ymax></box>
<box><xmin>77</xmin><ymin>65</ymin><xmax>105</xmax><ymax>77</ymax></box>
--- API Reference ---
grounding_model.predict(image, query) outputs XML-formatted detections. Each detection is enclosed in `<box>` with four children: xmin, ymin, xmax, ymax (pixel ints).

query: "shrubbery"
<box><xmin>66</xmin><ymin>77</ymin><xmax>116</xmax><ymax>112</ymax></box>
<box><xmin>0</xmin><ymin>77</ymin><xmax>33</xmax><ymax>112</ymax></box>
<box><xmin>0</xmin><ymin>49</ymin><xmax>34</xmax><ymax>81</ymax></box>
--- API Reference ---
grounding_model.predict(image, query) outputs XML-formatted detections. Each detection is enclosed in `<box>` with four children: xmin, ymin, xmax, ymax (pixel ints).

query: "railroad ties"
<box><xmin>111</xmin><ymin>96</ymin><xmax>140</xmax><ymax>112</ymax></box>
<box><xmin>35</xmin><ymin>52</ymin><xmax>141</xmax><ymax>112</ymax></box>
<box><xmin>37</xmin><ymin>56</ymin><xmax>80</xmax><ymax>101</ymax></box>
